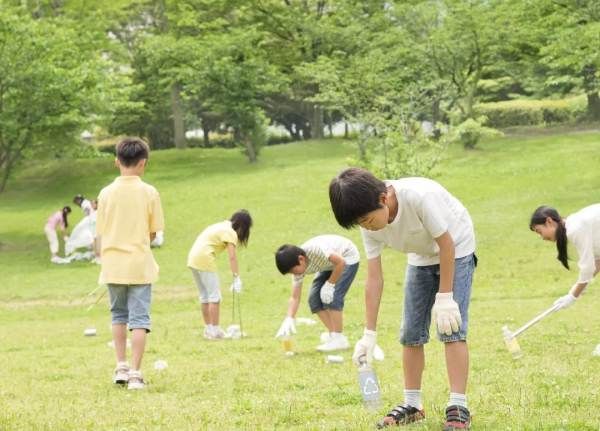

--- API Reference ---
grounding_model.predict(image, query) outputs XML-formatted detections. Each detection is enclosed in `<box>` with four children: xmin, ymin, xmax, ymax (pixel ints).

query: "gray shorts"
<box><xmin>399</xmin><ymin>253</ymin><xmax>476</xmax><ymax>345</ymax></box>
<box><xmin>107</xmin><ymin>284</ymin><xmax>152</xmax><ymax>332</ymax></box>
<box><xmin>191</xmin><ymin>269</ymin><xmax>221</xmax><ymax>303</ymax></box>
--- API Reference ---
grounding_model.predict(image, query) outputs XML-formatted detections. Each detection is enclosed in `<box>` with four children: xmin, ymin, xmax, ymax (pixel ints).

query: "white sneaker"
<box><xmin>320</xmin><ymin>332</ymin><xmax>331</xmax><ymax>343</ymax></box>
<box><xmin>113</xmin><ymin>362</ymin><xmax>129</xmax><ymax>385</ymax></box>
<box><xmin>127</xmin><ymin>370</ymin><xmax>145</xmax><ymax>390</ymax></box>
<box><xmin>316</xmin><ymin>333</ymin><xmax>350</xmax><ymax>352</ymax></box>
<box><xmin>203</xmin><ymin>326</ymin><xmax>214</xmax><ymax>340</ymax></box>
<box><xmin>50</xmin><ymin>256</ymin><xmax>68</xmax><ymax>264</ymax></box>
<box><xmin>211</xmin><ymin>326</ymin><xmax>226</xmax><ymax>340</ymax></box>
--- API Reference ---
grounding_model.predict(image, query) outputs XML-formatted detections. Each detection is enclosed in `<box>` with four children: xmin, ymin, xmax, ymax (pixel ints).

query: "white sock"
<box><xmin>330</xmin><ymin>332</ymin><xmax>341</xmax><ymax>339</ymax></box>
<box><xmin>117</xmin><ymin>361</ymin><xmax>129</xmax><ymax>368</ymax></box>
<box><xmin>404</xmin><ymin>389</ymin><xmax>422</xmax><ymax>409</ymax></box>
<box><xmin>448</xmin><ymin>392</ymin><xmax>467</xmax><ymax>408</ymax></box>
<box><xmin>206</xmin><ymin>324</ymin><xmax>214</xmax><ymax>331</ymax></box>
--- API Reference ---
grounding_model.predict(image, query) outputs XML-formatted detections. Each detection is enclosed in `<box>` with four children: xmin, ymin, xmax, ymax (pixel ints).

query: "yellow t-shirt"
<box><xmin>96</xmin><ymin>176</ymin><xmax>164</xmax><ymax>284</ymax></box>
<box><xmin>187</xmin><ymin>220</ymin><xmax>238</xmax><ymax>272</ymax></box>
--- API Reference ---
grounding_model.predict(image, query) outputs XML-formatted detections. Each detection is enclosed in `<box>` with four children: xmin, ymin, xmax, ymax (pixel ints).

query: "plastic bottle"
<box><xmin>282</xmin><ymin>335</ymin><xmax>295</xmax><ymax>356</ymax></box>
<box><xmin>358</xmin><ymin>359</ymin><xmax>382</xmax><ymax>410</ymax></box>
<box><xmin>502</xmin><ymin>325</ymin><xmax>522</xmax><ymax>359</ymax></box>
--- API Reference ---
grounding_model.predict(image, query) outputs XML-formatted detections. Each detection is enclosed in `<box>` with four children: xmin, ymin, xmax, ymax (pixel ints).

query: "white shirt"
<box><xmin>81</xmin><ymin>199</ymin><xmax>94</xmax><ymax>216</ymax></box>
<box><xmin>361</xmin><ymin>177</ymin><xmax>475</xmax><ymax>266</ymax></box>
<box><xmin>565</xmin><ymin>204</ymin><xmax>600</xmax><ymax>283</ymax></box>
<box><xmin>293</xmin><ymin>235</ymin><xmax>360</xmax><ymax>284</ymax></box>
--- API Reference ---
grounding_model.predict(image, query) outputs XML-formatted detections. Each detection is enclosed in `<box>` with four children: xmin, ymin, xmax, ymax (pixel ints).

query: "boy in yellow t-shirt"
<box><xmin>96</xmin><ymin>137</ymin><xmax>164</xmax><ymax>390</ymax></box>
<box><xmin>187</xmin><ymin>210</ymin><xmax>252</xmax><ymax>339</ymax></box>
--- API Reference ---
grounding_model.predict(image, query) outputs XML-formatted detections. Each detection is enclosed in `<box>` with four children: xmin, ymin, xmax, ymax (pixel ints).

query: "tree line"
<box><xmin>1</xmin><ymin>0</ymin><xmax>599</xmax><ymax>191</ymax></box>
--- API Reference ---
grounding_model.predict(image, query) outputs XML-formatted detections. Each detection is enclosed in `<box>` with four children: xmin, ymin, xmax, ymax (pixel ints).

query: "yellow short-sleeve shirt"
<box><xmin>187</xmin><ymin>220</ymin><xmax>238</xmax><ymax>272</ymax></box>
<box><xmin>96</xmin><ymin>176</ymin><xmax>165</xmax><ymax>284</ymax></box>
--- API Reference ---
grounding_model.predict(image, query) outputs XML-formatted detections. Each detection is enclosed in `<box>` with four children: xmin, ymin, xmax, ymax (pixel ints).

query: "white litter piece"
<box><xmin>296</xmin><ymin>317</ymin><xmax>317</xmax><ymax>326</ymax></box>
<box><xmin>326</xmin><ymin>355</ymin><xmax>344</xmax><ymax>364</ymax></box>
<box><xmin>225</xmin><ymin>324</ymin><xmax>246</xmax><ymax>339</ymax></box>
<box><xmin>84</xmin><ymin>328</ymin><xmax>97</xmax><ymax>336</ymax></box>
<box><xmin>154</xmin><ymin>359</ymin><xmax>168</xmax><ymax>370</ymax></box>
<box><xmin>592</xmin><ymin>344</ymin><xmax>600</xmax><ymax>357</ymax></box>
<box><xmin>373</xmin><ymin>345</ymin><xmax>385</xmax><ymax>361</ymax></box>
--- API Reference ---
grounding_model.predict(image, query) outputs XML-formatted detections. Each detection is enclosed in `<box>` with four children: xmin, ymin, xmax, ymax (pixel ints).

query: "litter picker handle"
<box><xmin>512</xmin><ymin>304</ymin><xmax>559</xmax><ymax>338</ymax></box>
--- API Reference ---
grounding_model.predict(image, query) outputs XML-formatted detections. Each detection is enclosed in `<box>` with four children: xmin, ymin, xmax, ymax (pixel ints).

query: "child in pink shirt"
<box><xmin>44</xmin><ymin>206</ymin><xmax>71</xmax><ymax>263</ymax></box>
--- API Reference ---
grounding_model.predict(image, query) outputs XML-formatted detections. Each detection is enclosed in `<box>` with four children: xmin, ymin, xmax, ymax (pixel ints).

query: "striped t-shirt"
<box><xmin>292</xmin><ymin>235</ymin><xmax>360</xmax><ymax>284</ymax></box>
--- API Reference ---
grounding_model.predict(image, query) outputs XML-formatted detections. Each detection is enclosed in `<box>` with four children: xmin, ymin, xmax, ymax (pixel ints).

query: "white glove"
<box><xmin>320</xmin><ymin>281</ymin><xmax>335</xmax><ymax>304</ymax></box>
<box><xmin>230</xmin><ymin>276</ymin><xmax>242</xmax><ymax>293</ymax></box>
<box><xmin>275</xmin><ymin>316</ymin><xmax>296</xmax><ymax>338</ymax></box>
<box><xmin>553</xmin><ymin>293</ymin><xmax>577</xmax><ymax>310</ymax></box>
<box><xmin>352</xmin><ymin>328</ymin><xmax>377</xmax><ymax>365</ymax></box>
<box><xmin>432</xmin><ymin>292</ymin><xmax>462</xmax><ymax>336</ymax></box>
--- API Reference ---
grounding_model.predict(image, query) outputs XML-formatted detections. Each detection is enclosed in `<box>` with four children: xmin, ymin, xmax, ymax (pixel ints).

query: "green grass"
<box><xmin>1</xmin><ymin>133</ymin><xmax>600</xmax><ymax>430</ymax></box>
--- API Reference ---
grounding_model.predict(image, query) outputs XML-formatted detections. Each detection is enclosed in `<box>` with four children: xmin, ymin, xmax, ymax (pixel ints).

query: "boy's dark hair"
<box><xmin>329</xmin><ymin>167</ymin><xmax>387</xmax><ymax>229</ymax></box>
<box><xmin>116</xmin><ymin>137</ymin><xmax>150</xmax><ymax>167</ymax></box>
<box><xmin>275</xmin><ymin>244</ymin><xmax>306</xmax><ymax>274</ymax></box>
<box><xmin>230</xmin><ymin>209</ymin><xmax>252</xmax><ymax>247</ymax></box>
<box><xmin>62</xmin><ymin>206</ymin><xmax>72</xmax><ymax>228</ymax></box>
<box><xmin>530</xmin><ymin>205</ymin><xmax>569</xmax><ymax>270</ymax></box>
<box><xmin>73</xmin><ymin>194</ymin><xmax>84</xmax><ymax>205</ymax></box>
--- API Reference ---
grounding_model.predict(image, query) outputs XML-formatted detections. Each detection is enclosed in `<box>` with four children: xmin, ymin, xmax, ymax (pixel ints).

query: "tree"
<box><xmin>537</xmin><ymin>0</ymin><xmax>600</xmax><ymax>120</ymax></box>
<box><xmin>0</xmin><ymin>8</ymin><xmax>110</xmax><ymax>191</ymax></box>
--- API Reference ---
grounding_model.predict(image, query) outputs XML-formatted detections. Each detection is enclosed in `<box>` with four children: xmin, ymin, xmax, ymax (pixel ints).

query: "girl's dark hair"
<box><xmin>275</xmin><ymin>244</ymin><xmax>306</xmax><ymax>274</ymax></box>
<box><xmin>230</xmin><ymin>209</ymin><xmax>252</xmax><ymax>246</ymax></box>
<box><xmin>530</xmin><ymin>205</ymin><xmax>569</xmax><ymax>270</ymax></box>
<box><xmin>62</xmin><ymin>206</ymin><xmax>72</xmax><ymax>228</ymax></box>
<box><xmin>329</xmin><ymin>167</ymin><xmax>387</xmax><ymax>229</ymax></box>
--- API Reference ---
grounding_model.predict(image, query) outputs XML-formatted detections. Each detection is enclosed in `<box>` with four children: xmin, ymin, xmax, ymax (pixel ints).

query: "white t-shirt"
<box><xmin>361</xmin><ymin>177</ymin><xmax>475</xmax><ymax>266</ymax></box>
<box><xmin>81</xmin><ymin>199</ymin><xmax>94</xmax><ymax>216</ymax></box>
<box><xmin>565</xmin><ymin>204</ymin><xmax>600</xmax><ymax>283</ymax></box>
<box><xmin>293</xmin><ymin>235</ymin><xmax>360</xmax><ymax>284</ymax></box>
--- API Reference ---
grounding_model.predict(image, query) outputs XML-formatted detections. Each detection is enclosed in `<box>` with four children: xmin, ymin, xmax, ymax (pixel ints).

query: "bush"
<box><xmin>474</xmin><ymin>96</ymin><xmax>587</xmax><ymax>128</ymax></box>
<box><xmin>451</xmin><ymin>117</ymin><xmax>503</xmax><ymax>149</ymax></box>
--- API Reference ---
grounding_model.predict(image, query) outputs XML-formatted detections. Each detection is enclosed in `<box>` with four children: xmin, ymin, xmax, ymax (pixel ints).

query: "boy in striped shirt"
<box><xmin>275</xmin><ymin>234</ymin><xmax>360</xmax><ymax>352</ymax></box>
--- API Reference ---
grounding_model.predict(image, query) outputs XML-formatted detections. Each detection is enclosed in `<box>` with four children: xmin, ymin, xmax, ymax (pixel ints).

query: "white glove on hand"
<box><xmin>352</xmin><ymin>328</ymin><xmax>377</xmax><ymax>365</ymax></box>
<box><xmin>275</xmin><ymin>316</ymin><xmax>296</xmax><ymax>338</ymax></box>
<box><xmin>320</xmin><ymin>281</ymin><xmax>335</xmax><ymax>304</ymax></box>
<box><xmin>230</xmin><ymin>276</ymin><xmax>242</xmax><ymax>293</ymax></box>
<box><xmin>553</xmin><ymin>293</ymin><xmax>577</xmax><ymax>310</ymax></box>
<box><xmin>432</xmin><ymin>292</ymin><xmax>462</xmax><ymax>336</ymax></box>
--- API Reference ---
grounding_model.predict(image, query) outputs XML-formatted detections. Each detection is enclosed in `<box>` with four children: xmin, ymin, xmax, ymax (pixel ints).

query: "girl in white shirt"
<box><xmin>530</xmin><ymin>204</ymin><xmax>600</xmax><ymax>308</ymax></box>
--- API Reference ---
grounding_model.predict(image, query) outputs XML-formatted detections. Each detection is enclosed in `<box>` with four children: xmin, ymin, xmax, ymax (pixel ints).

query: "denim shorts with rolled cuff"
<box><xmin>190</xmin><ymin>269</ymin><xmax>221</xmax><ymax>303</ymax></box>
<box><xmin>399</xmin><ymin>253</ymin><xmax>476</xmax><ymax>345</ymax></box>
<box><xmin>308</xmin><ymin>262</ymin><xmax>359</xmax><ymax>313</ymax></box>
<box><xmin>108</xmin><ymin>284</ymin><xmax>152</xmax><ymax>332</ymax></box>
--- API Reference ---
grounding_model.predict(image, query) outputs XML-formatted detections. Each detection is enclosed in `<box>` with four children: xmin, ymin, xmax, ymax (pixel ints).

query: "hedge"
<box><xmin>474</xmin><ymin>96</ymin><xmax>587</xmax><ymax>128</ymax></box>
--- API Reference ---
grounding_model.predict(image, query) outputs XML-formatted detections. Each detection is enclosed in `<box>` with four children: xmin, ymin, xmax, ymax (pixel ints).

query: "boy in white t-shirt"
<box><xmin>329</xmin><ymin>168</ymin><xmax>476</xmax><ymax>431</ymax></box>
<box><xmin>275</xmin><ymin>234</ymin><xmax>360</xmax><ymax>352</ymax></box>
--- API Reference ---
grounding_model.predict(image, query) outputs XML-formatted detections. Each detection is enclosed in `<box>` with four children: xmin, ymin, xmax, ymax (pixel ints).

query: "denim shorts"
<box><xmin>399</xmin><ymin>254</ymin><xmax>476</xmax><ymax>345</ymax></box>
<box><xmin>190</xmin><ymin>269</ymin><xmax>221</xmax><ymax>303</ymax></box>
<box><xmin>108</xmin><ymin>284</ymin><xmax>152</xmax><ymax>332</ymax></box>
<box><xmin>308</xmin><ymin>263</ymin><xmax>359</xmax><ymax>313</ymax></box>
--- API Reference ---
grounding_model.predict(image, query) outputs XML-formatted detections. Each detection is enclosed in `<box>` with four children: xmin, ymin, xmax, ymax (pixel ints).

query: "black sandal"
<box><xmin>376</xmin><ymin>404</ymin><xmax>425</xmax><ymax>428</ymax></box>
<box><xmin>443</xmin><ymin>405</ymin><xmax>471</xmax><ymax>430</ymax></box>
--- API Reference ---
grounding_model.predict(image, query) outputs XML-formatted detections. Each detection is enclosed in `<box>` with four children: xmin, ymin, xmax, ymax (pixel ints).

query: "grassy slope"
<box><xmin>1</xmin><ymin>134</ymin><xmax>600</xmax><ymax>430</ymax></box>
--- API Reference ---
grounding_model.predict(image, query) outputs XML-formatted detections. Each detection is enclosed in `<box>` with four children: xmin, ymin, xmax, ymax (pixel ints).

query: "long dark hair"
<box><xmin>230</xmin><ymin>209</ymin><xmax>252</xmax><ymax>247</ymax></box>
<box><xmin>530</xmin><ymin>205</ymin><xmax>569</xmax><ymax>269</ymax></box>
<box><xmin>62</xmin><ymin>206</ymin><xmax>72</xmax><ymax>228</ymax></box>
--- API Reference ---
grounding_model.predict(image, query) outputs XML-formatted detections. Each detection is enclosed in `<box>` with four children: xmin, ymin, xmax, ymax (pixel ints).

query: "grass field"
<box><xmin>1</xmin><ymin>132</ymin><xmax>600</xmax><ymax>430</ymax></box>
